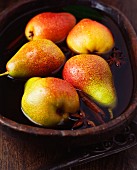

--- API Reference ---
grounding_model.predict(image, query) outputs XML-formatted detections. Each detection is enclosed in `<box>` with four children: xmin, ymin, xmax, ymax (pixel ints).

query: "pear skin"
<box><xmin>3</xmin><ymin>39</ymin><xmax>65</xmax><ymax>78</ymax></box>
<box><xmin>25</xmin><ymin>12</ymin><xmax>76</xmax><ymax>43</ymax></box>
<box><xmin>63</xmin><ymin>54</ymin><xmax>117</xmax><ymax>110</ymax></box>
<box><xmin>21</xmin><ymin>77</ymin><xmax>80</xmax><ymax>127</ymax></box>
<box><xmin>67</xmin><ymin>18</ymin><xmax>115</xmax><ymax>54</ymax></box>
<box><xmin>24</xmin><ymin>77</ymin><xmax>41</xmax><ymax>92</ymax></box>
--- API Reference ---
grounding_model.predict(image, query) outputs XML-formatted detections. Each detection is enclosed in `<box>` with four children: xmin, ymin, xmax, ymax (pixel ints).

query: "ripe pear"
<box><xmin>25</xmin><ymin>12</ymin><xmax>76</xmax><ymax>43</ymax></box>
<box><xmin>67</xmin><ymin>18</ymin><xmax>114</xmax><ymax>54</ymax></box>
<box><xmin>0</xmin><ymin>39</ymin><xmax>65</xmax><ymax>78</ymax></box>
<box><xmin>63</xmin><ymin>54</ymin><xmax>117</xmax><ymax>114</ymax></box>
<box><xmin>21</xmin><ymin>77</ymin><xmax>80</xmax><ymax>127</ymax></box>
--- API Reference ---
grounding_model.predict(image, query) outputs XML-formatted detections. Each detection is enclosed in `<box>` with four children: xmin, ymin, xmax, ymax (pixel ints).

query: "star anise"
<box><xmin>70</xmin><ymin>110</ymin><xmax>95</xmax><ymax>130</ymax></box>
<box><xmin>107</xmin><ymin>47</ymin><xmax>126</xmax><ymax>67</ymax></box>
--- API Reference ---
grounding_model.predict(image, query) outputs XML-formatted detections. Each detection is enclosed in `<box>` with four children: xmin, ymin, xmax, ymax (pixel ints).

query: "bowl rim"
<box><xmin>0</xmin><ymin>0</ymin><xmax>137</xmax><ymax>138</ymax></box>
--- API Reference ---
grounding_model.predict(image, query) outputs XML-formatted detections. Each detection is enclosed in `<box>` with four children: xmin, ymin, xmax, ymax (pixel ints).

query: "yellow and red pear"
<box><xmin>25</xmin><ymin>12</ymin><xmax>76</xmax><ymax>43</ymax></box>
<box><xmin>1</xmin><ymin>39</ymin><xmax>65</xmax><ymax>78</ymax></box>
<box><xmin>63</xmin><ymin>54</ymin><xmax>117</xmax><ymax>110</ymax></box>
<box><xmin>67</xmin><ymin>18</ymin><xmax>114</xmax><ymax>54</ymax></box>
<box><xmin>21</xmin><ymin>77</ymin><xmax>80</xmax><ymax>127</ymax></box>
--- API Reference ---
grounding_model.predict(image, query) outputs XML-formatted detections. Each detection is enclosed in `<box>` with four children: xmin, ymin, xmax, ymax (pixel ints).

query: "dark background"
<box><xmin>0</xmin><ymin>0</ymin><xmax>137</xmax><ymax>170</ymax></box>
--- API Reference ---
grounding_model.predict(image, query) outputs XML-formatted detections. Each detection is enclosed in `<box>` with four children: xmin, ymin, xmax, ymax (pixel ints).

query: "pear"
<box><xmin>25</xmin><ymin>12</ymin><xmax>76</xmax><ymax>43</ymax></box>
<box><xmin>63</xmin><ymin>54</ymin><xmax>117</xmax><ymax>117</ymax></box>
<box><xmin>67</xmin><ymin>18</ymin><xmax>114</xmax><ymax>54</ymax></box>
<box><xmin>21</xmin><ymin>77</ymin><xmax>80</xmax><ymax>127</ymax></box>
<box><xmin>0</xmin><ymin>39</ymin><xmax>66</xmax><ymax>78</ymax></box>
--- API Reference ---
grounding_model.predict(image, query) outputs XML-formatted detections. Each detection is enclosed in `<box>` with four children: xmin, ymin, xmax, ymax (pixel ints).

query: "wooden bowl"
<box><xmin>0</xmin><ymin>0</ymin><xmax>137</xmax><ymax>147</ymax></box>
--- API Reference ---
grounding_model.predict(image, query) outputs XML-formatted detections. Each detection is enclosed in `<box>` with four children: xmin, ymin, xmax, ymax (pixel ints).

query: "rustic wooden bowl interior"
<box><xmin>0</xmin><ymin>0</ymin><xmax>137</xmax><ymax>147</ymax></box>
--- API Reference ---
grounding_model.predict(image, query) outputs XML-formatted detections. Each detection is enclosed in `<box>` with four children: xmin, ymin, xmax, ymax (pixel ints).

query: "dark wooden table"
<box><xmin>0</xmin><ymin>0</ymin><xmax>137</xmax><ymax>169</ymax></box>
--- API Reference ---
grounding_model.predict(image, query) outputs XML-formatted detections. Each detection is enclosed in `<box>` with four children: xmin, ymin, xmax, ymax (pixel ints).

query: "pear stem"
<box><xmin>108</xmin><ymin>108</ymin><xmax>114</xmax><ymax>119</ymax></box>
<box><xmin>0</xmin><ymin>71</ymin><xmax>9</xmax><ymax>77</ymax></box>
